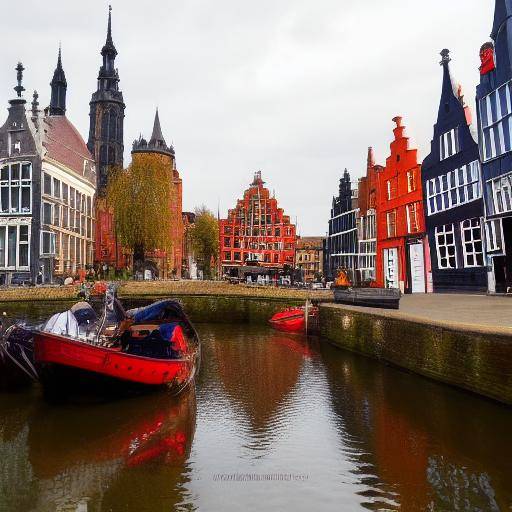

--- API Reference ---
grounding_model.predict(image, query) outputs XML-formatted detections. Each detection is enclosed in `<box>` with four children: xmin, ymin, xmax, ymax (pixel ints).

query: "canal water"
<box><xmin>0</xmin><ymin>308</ymin><xmax>511</xmax><ymax>511</ymax></box>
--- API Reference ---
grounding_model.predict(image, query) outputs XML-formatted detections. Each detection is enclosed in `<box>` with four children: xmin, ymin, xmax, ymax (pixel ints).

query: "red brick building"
<box><xmin>375</xmin><ymin>117</ymin><xmax>430</xmax><ymax>293</ymax></box>
<box><xmin>357</xmin><ymin>147</ymin><xmax>384</xmax><ymax>284</ymax></box>
<box><xmin>220</xmin><ymin>172</ymin><xmax>296</xmax><ymax>279</ymax></box>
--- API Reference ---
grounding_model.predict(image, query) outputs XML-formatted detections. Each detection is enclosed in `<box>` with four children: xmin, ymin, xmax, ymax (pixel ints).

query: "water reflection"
<box><xmin>320</xmin><ymin>342</ymin><xmax>512</xmax><ymax>511</ymax></box>
<box><xmin>0</xmin><ymin>388</ymin><xmax>196</xmax><ymax>512</ymax></box>
<box><xmin>1</xmin><ymin>318</ymin><xmax>512</xmax><ymax>512</ymax></box>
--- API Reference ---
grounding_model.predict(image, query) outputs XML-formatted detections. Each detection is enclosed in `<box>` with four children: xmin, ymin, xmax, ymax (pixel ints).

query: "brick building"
<box><xmin>357</xmin><ymin>148</ymin><xmax>383</xmax><ymax>284</ymax></box>
<box><xmin>376</xmin><ymin>117</ymin><xmax>430</xmax><ymax>293</ymax></box>
<box><xmin>295</xmin><ymin>236</ymin><xmax>324</xmax><ymax>283</ymax></box>
<box><xmin>220</xmin><ymin>172</ymin><xmax>296</xmax><ymax>280</ymax></box>
<box><xmin>130</xmin><ymin>111</ymin><xmax>183</xmax><ymax>279</ymax></box>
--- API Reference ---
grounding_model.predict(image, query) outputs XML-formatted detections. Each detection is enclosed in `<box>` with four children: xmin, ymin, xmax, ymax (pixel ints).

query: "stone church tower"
<box><xmin>88</xmin><ymin>6</ymin><xmax>126</xmax><ymax>268</ymax></box>
<box><xmin>87</xmin><ymin>5</ymin><xmax>125</xmax><ymax>195</ymax></box>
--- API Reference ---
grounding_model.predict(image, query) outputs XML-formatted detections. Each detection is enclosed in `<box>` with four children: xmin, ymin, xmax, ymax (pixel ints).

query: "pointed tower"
<box><xmin>132</xmin><ymin>109</ymin><xmax>175</xmax><ymax>158</ymax></box>
<box><xmin>88</xmin><ymin>5</ymin><xmax>125</xmax><ymax>195</ymax></box>
<box><xmin>49</xmin><ymin>46</ymin><xmax>67</xmax><ymax>116</ymax></box>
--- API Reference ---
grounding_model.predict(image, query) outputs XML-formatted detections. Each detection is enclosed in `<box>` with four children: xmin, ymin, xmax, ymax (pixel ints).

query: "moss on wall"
<box><xmin>123</xmin><ymin>295</ymin><xmax>305</xmax><ymax>325</ymax></box>
<box><xmin>319</xmin><ymin>304</ymin><xmax>512</xmax><ymax>405</ymax></box>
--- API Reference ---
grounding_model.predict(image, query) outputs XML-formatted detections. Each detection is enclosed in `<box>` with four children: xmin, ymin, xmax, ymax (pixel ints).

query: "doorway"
<box><xmin>408</xmin><ymin>243</ymin><xmax>426</xmax><ymax>293</ymax></box>
<box><xmin>383</xmin><ymin>248</ymin><xmax>399</xmax><ymax>289</ymax></box>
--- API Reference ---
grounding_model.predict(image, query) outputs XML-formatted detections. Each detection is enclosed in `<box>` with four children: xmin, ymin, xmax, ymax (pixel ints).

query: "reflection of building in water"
<box><xmin>213</xmin><ymin>329</ymin><xmax>304</xmax><ymax>435</ymax></box>
<box><xmin>320</xmin><ymin>342</ymin><xmax>512</xmax><ymax>511</ymax></box>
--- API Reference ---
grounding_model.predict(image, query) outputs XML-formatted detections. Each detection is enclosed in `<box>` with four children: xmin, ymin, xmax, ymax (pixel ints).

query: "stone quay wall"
<box><xmin>319</xmin><ymin>303</ymin><xmax>512</xmax><ymax>406</ymax></box>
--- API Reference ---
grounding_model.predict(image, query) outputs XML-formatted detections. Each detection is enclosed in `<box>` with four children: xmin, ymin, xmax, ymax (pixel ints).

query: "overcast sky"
<box><xmin>0</xmin><ymin>0</ymin><xmax>495</xmax><ymax>235</ymax></box>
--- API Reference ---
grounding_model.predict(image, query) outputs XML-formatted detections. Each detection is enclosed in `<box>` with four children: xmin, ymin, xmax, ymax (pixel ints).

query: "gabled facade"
<box><xmin>357</xmin><ymin>148</ymin><xmax>383</xmax><ymax>284</ymax></box>
<box><xmin>0</xmin><ymin>59</ymin><xmax>96</xmax><ymax>285</ymax></box>
<box><xmin>422</xmin><ymin>50</ymin><xmax>486</xmax><ymax>293</ymax></box>
<box><xmin>326</xmin><ymin>169</ymin><xmax>359</xmax><ymax>282</ymax></box>
<box><xmin>219</xmin><ymin>172</ymin><xmax>296</xmax><ymax>277</ymax></box>
<box><xmin>476</xmin><ymin>0</ymin><xmax>512</xmax><ymax>292</ymax></box>
<box><xmin>295</xmin><ymin>236</ymin><xmax>324</xmax><ymax>283</ymax></box>
<box><xmin>376</xmin><ymin>117</ymin><xmax>429</xmax><ymax>293</ymax></box>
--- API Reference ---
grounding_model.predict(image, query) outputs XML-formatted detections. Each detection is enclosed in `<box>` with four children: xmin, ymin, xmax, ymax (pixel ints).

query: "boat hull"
<box><xmin>333</xmin><ymin>287</ymin><xmax>401</xmax><ymax>309</ymax></box>
<box><xmin>34</xmin><ymin>332</ymin><xmax>197</xmax><ymax>398</ymax></box>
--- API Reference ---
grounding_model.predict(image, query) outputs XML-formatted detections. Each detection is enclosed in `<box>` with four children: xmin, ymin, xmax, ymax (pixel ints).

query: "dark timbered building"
<box><xmin>477</xmin><ymin>0</ymin><xmax>512</xmax><ymax>292</ymax></box>
<box><xmin>326</xmin><ymin>169</ymin><xmax>359</xmax><ymax>282</ymax></box>
<box><xmin>422</xmin><ymin>50</ymin><xmax>487</xmax><ymax>292</ymax></box>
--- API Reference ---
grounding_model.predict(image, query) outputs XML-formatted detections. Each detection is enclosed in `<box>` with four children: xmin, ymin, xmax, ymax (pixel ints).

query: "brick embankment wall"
<box><xmin>319</xmin><ymin>303</ymin><xmax>512</xmax><ymax>405</ymax></box>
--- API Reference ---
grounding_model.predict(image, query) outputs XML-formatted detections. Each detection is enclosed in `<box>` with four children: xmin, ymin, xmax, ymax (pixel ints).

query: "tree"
<box><xmin>107</xmin><ymin>153</ymin><xmax>174</xmax><ymax>271</ymax></box>
<box><xmin>191</xmin><ymin>206</ymin><xmax>219</xmax><ymax>279</ymax></box>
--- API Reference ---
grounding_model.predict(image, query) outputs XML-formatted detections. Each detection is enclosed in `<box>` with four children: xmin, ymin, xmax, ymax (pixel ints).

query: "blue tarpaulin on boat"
<box><xmin>128</xmin><ymin>300</ymin><xmax>183</xmax><ymax>323</ymax></box>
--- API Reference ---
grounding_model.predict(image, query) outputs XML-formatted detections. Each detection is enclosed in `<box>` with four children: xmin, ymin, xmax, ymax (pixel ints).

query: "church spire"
<box><xmin>150</xmin><ymin>109</ymin><xmax>166</xmax><ymax>146</ymax></box>
<box><xmin>98</xmin><ymin>5</ymin><xmax>119</xmax><ymax>88</ymax></box>
<box><xmin>49</xmin><ymin>45</ymin><xmax>67</xmax><ymax>115</ymax></box>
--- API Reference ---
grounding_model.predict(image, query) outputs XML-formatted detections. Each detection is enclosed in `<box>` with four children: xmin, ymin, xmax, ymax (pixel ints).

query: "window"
<box><xmin>62</xmin><ymin>183</ymin><xmax>69</xmax><ymax>204</ymax></box>
<box><xmin>53</xmin><ymin>178</ymin><xmax>61</xmax><ymax>199</ymax></box>
<box><xmin>435</xmin><ymin>224</ymin><xmax>457</xmax><ymax>269</ymax></box>
<box><xmin>491</xmin><ymin>171</ymin><xmax>512</xmax><ymax>214</ymax></box>
<box><xmin>461</xmin><ymin>218</ymin><xmax>484</xmax><ymax>268</ymax></box>
<box><xmin>387</xmin><ymin>178</ymin><xmax>397</xmax><ymax>200</ymax></box>
<box><xmin>234</xmin><ymin>252</ymin><xmax>241</xmax><ymax>261</ymax></box>
<box><xmin>386</xmin><ymin>210</ymin><xmax>396</xmax><ymax>238</ymax></box>
<box><xmin>0</xmin><ymin>224</ymin><xmax>30</xmax><ymax>269</ymax></box>
<box><xmin>407</xmin><ymin>170</ymin><xmax>416</xmax><ymax>192</ymax></box>
<box><xmin>427</xmin><ymin>161</ymin><xmax>481</xmax><ymax>215</ymax></box>
<box><xmin>43</xmin><ymin>173</ymin><xmax>52</xmax><ymax>195</ymax></box>
<box><xmin>480</xmin><ymin>80</ymin><xmax>512</xmax><ymax>161</ymax></box>
<box><xmin>440</xmin><ymin>128</ymin><xmax>460</xmax><ymax>160</ymax></box>
<box><xmin>41</xmin><ymin>231</ymin><xmax>56</xmax><ymax>255</ymax></box>
<box><xmin>19</xmin><ymin>225</ymin><xmax>29</xmax><ymax>267</ymax></box>
<box><xmin>54</xmin><ymin>204</ymin><xmax>61</xmax><ymax>227</ymax></box>
<box><xmin>0</xmin><ymin>163</ymin><xmax>32</xmax><ymax>214</ymax></box>
<box><xmin>42</xmin><ymin>202</ymin><xmax>53</xmax><ymax>225</ymax></box>
<box><xmin>485</xmin><ymin>219</ymin><xmax>503</xmax><ymax>253</ymax></box>
<box><xmin>406</xmin><ymin>203</ymin><xmax>420</xmax><ymax>233</ymax></box>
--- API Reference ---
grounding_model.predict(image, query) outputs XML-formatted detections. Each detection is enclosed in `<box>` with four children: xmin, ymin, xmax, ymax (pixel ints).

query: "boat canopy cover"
<box><xmin>127</xmin><ymin>300</ymin><xmax>185</xmax><ymax>323</ymax></box>
<box><xmin>43</xmin><ymin>311</ymin><xmax>79</xmax><ymax>338</ymax></box>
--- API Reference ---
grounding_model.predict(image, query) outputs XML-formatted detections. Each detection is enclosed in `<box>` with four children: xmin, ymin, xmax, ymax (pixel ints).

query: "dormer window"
<box><xmin>440</xmin><ymin>128</ymin><xmax>460</xmax><ymax>160</ymax></box>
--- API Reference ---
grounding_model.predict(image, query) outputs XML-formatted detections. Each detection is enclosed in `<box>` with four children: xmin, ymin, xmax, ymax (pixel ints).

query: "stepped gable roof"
<box><xmin>43</xmin><ymin>115</ymin><xmax>94</xmax><ymax>175</ymax></box>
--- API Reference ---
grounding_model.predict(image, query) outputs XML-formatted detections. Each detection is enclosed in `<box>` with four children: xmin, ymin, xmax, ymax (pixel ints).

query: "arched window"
<box><xmin>109</xmin><ymin>110</ymin><xmax>117</xmax><ymax>141</ymax></box>
<box><xmin>101</xmin><ymin>111</ymin><xmax>109</xmax><ymax>139</ymax></box>
<box><xmin>100</xmin><ymin>145</ymin><xmax>108</xmax><ymax>166</ymax></box>
<box><xmin>108</xmin><ymin>147</ymin><xmax>116</xmax><ymax>165</ymax></box>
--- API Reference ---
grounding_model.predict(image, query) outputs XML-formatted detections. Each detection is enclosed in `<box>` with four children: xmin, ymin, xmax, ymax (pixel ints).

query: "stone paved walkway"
<box><xmin>323</xmin><ymin>293</ymin><xmax>512</xmax><ymax>334</ymax></box>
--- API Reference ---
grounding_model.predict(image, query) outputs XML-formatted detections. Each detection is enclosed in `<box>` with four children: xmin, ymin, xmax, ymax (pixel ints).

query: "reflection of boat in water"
<box><xmin>0</xmin><ymin>287</ymin><xmax>200</xmax><ymax>398</ymax></box>
<box><xmin>26</xmin><ymin>389</ymin><xmax>196</xmax><ymax>511</ymax></box>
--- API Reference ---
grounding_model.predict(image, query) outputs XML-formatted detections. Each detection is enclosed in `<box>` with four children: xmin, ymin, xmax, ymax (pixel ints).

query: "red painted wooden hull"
<box><xmin>269</xmin><ymin>308</ymin><xmax>306</xmax><ymax>333</ymax></box>
<box><xmin>34</xmin><ymin>332</ymin><xmax>195</xmax><ymax>388</ymax></box>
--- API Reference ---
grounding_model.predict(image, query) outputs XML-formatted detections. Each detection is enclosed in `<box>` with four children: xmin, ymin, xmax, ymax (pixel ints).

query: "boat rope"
<box><xmin>0</xmin><ymin>341</ymin><xmax>38</xmax><ymax>381</ymax></box>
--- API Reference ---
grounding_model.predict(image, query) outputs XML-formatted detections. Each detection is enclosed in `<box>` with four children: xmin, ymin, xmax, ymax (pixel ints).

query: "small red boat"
<box><xmin>269</xmin><ymin>305</ymin><xmax>318</xmax><ymax>333</ymax></box>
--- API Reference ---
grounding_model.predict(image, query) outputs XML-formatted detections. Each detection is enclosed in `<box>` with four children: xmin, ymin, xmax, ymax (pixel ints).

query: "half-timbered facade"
<box><xmin>422</xmin><ymin>50</ymin><xmax>486</xmax><ymax>292</ymax></box>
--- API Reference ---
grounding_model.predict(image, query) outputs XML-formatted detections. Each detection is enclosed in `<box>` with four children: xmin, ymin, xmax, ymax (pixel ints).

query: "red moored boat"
<box><xmin>2</xmin><ymin>286</ymin><xmax>200</xmax><ymax>398</ymax></box>
<box><xmin>269</xmin><ymin>305</ymin><xmax>318</xmax><ymax>333</ymax></box>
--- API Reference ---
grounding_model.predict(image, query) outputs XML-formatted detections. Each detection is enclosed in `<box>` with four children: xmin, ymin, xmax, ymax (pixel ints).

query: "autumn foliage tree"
<box><xmin>191</xmin><ymin>206</ymin><xmax>219</xmax><ymax>279</ymax></box>
<box><xmin>107</xmin><ymin>153</ymin><xmax>174</xmax><ymax>271</ymax></box>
